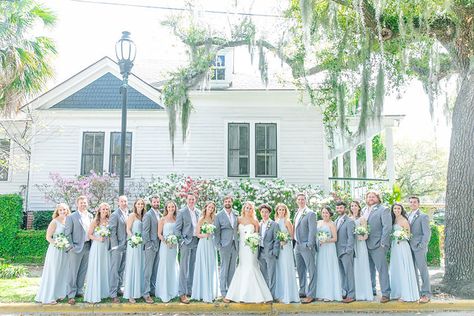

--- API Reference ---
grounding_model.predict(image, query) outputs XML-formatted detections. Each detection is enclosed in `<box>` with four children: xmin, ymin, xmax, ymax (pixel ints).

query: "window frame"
<box><xmin>0</xmin><ymin>138</ymin><xmax>11</xmax><ymax>181</ymax></box>
<box><xmin>108</xmin><ymin>132</ymin><xmax>133</xmax><ymax>178</ymax></box>
<box><xmin>255</xmin><ymin>123</ymin><xmax>278</xmax><ymax>178</ymax></box>
<box><xmin>227</xmin><ymin>122</ymin><xmax>250</xmax><ymax>178</ymax></box>
<box><xmin>210</xmin><ymin>54</ymin><xmax>226</xmax><ymax>81</ymax></box>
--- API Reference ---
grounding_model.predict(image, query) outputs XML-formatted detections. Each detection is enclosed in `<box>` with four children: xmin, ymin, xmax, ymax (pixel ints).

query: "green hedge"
<box><xmin>427</xmin><ymin>223</ymin><xmax>441</xmax><ymax>266</ymax></box>
<box><xmin>11</xmin><ymin>230</ymin><xmax>48</xmax><ymax>264</ymax></box>
<box><xmin>32</xmin><ymin>210</ymin><xmax>54</xmax><ymax>230</ymax></box>
<box><xmin>0</xmin><ymin>194</ymin><xmax>23</xmax><ymax>258</ymax></box>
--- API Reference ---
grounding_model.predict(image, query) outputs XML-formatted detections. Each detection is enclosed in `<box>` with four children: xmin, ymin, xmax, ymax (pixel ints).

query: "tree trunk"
<box><xmin>443</xmin><ymin>68</ymin><xmax>474</xmax><ymax>297</ymax></box>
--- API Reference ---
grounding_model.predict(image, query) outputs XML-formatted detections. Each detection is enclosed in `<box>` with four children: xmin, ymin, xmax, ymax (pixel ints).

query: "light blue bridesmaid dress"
<box><xmin>191</xmin><ymin>222</ymin><xmax>220</xmax><ymax>302</ymax></box>
<box><xmin>389</xmin><ymin>224</ymin><xmax>420</xmax><ymax>302</ymax></box>
<box><xmin>353</xmin><ymin>218</ymin><xmax>373</xmax><ymax>301</ymax></box>
<box><xmin>274</xmin><ymin>219</ymin><xmax>300</xmax><ymax>304</ymax></box>
<box><xmin>315</xmin><ymin>224</ymin><xmax>342</xmax><ymax>301</ymax></box>
<box><xmin>84</xmin><ymin>224</ymin><xmax>111</xmax><ymax>303</ymax></box>
<box><xmin>123</xmin><ymin>219</ymin><xmax>144</xmax><ymax>300</ymax></box>
<box><xmin>35</xmin><ymin>219</ymin><xmax>69</xmax><ymax>304</ymax></box>
<box><xmin>155</xmin><ymin>222</ymin><xmax>179</xmax><ymax>302</ymax></box>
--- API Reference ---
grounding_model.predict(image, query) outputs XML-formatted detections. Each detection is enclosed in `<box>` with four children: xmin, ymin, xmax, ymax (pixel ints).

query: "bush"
<box><xmin>0</xmin><ymin>194</ymin><xmax>23</xmax><ymax>258</ymax></box>
<box><xmin>32</xmin><ymin>211</ymin><xmax>54</xmax><ymax>230</ymax></box>
<box><xmin>11</xmin><ymin>230</ymin><xmax>49</xmax><ymax>264</ymax></box>
<box><xmin>0</xmin><ymin>262</ymin><xmax>28</xmax><ymax>279</ymax></box>
<box><xmin>427</xmin><ymin>223</ymin><xmax>441</xmax><ymax>266</ymax></box>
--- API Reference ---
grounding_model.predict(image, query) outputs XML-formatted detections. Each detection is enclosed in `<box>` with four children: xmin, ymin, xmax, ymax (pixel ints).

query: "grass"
<box><xmin>0</xmin><ymin>277</ymin><xmax>40</xmax><ymax>302</ymax></box>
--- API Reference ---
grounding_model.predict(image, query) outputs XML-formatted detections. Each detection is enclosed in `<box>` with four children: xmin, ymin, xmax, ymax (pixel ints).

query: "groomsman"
<box><xmin>335</xmin><ymin>202</ymin><xmax>356</xmax><ymax>303</ymax></box>
<box><xmin>175</xmin><ymin>193</ymin><xmax>201</xmax><ymax>304</ymax></box>
<box><xmin>293</xmin><ymin>193</ymin><xmax>318</xmax><ymax>304</ymax></box>
<box><xmin>363</xmin><ymin>191</ymin><xmax>392</xmax><ymax>303</ymax></box>
<box><xmin>408</xmin><ymin>196</ymin><xmax>431</xmax><ymax>303</ymax></box>
<box><xmin>64</xmin><ymin>195</ymin><xmax>93</xmax><ymax>305</ymax></box>
<box><xmin>257</xmin><ymin>204</ymin><xmax>280</xmax><ymax>300</ymax></box>
<box><xmin>215</xmin><ymin>195</ymin><xmax>239</xmax><ymax>301</ymax></box>
<box><xmin>109</xmin><ymin>195</ymin><xmax>129</xmax><ymax>303</ymax></box>
<box><xmin>142</xmin><ymin>195</ymin><xmax>161</xmax><ymax>304</ymax></box>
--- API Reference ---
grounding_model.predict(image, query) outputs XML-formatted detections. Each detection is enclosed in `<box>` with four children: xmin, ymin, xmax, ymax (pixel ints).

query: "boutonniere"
<box><xmin>266</xmin><ymin>221</ymin><xmax>272</xmax><ymax>230</ymax></box>
<box><xmin>301</xmin><ymin>209</ymin><xmax>308</xmax><ymax>218</ymax></box>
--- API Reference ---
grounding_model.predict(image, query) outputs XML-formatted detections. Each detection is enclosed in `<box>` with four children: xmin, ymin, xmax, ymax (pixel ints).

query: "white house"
<box><xmin>0</xmin><ymin>53</ymin><xmax>402</xmax><ymax>211</ymax></box>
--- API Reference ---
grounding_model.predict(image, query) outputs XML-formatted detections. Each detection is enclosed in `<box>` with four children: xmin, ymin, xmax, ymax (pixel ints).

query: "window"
<box><xmin>228</xmin><ymin>123</ymin><xmax>250</xmax><ymax>177</ymax></box>
<box><xmin>210</xmin><ymin>55</ymin><xmax>226</xmax><ymax>81</ymax></box>
<box><xmin>255</xmin><ymin>123</ymin><xmax>277</xmax><ymax>177</ymax></box>
<box><xmin>81</xmin><ymin>132</ymin><xmax>105</xmax><ymax>175</ymax></box>
<box><xmin>109</xmin><ymin>132</ymin><xmax>132</xmax><ymax>177</ymax></box>
<box><xmin>0</xmin><ymin>139</ymin><xmax>11</xmax><ymax>181</ymax></box>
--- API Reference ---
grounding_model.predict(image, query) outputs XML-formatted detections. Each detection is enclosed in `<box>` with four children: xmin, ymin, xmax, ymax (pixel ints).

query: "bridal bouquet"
<box><xmin>165</xmin><ymin>234</ymin><xmax>178</xmax><ymax>248</ymax></box>
<box><xmin>392</xmin><ymin>228</ymin><xmax>411</xmax><ymax>243</ymax></box>
<box><xmin>128</xmin><ymin>233</ymin><xmax>143</xmax><ymax>248</ymax></box>
<box><xmin>94</xmin><ymin>225</ymin><xmax>111</xmax><ymax>237</ymax></box>
<box><xmin>276</xmin><ymin>231</ymin><xmax>291</xmax><ymax>247</ymax></box>
<box><xmin>354</xmin><ymin>225</ymin><xmax>370</xmax><ymax>236</ymax></box>
<box><xmin>245</xmin><ymin>233</ymin><xmax>261</xmax><ymax>253</ymax></box>
<box><xmin>317</xmin><ymin>231</ymin><xmax>330</xmax><ymax>243</ymax></box>
<box><xmin>201</xmin><ymin>222</ymin><xmax>216</xmax><ymax>235</ymax></box>
<box><xmin>53</xmin><ymin>233</ymin><xmax>70</xmax><ymax>250</ymax></box>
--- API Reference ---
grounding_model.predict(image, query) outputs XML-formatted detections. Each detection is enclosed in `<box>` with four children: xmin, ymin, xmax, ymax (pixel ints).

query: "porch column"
<box><xmin>385</xmin><ymin>127</ymin><xmax>395</xmax><ymax>186</ymax></box>
<box><xmin>337</xmin><ymin>155</ymin><xmax>344</xmax><ymax>188</ymax></box>
<box><xmin>350</xmin><ymin>147</ymin><xmax>358</xmax><ymax>196</ymax></box>
<box><xmin>365</xmin><ymin>136</ymin><xmax>374</xmax><ymax>178</ymax></box>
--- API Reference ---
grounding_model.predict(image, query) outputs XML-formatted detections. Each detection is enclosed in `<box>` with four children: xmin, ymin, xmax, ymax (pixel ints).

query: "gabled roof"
<box><xmin>25</xmin><ymin>57</ymin><xmax>163</xmax><ymax>110</ymax></box>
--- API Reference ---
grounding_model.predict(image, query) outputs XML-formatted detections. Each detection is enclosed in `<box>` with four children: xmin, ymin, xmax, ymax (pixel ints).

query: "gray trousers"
<box><xmin>67</xmin><ymin>242</ymin><xmax>90</xmax><ymax>298</ymax></box>
<box><xmin>368</xmin><ymin>246</ymin><xmax>390</xmax><ymax>297</ymax></box>
<box><xmin>295</xmin><ymin>246</ymin><xmax>317</xmax><ymax>298</ymax></box>
<box><xmin>109</xmin><ymin>248</ymin><xmax>127</xmax><ymax>298</ymax></box>
<box><xmin>411</xmin><ymin>248</ymin><xmax>431</xmax><ymax>297</ymax></box>
<box><xmin>143</xmin><ymin>246</ymin><xmax>160</xmax><ymax>297</ymax></box>
<box><xmin>178</xmin><ymin>237</ymin><xmax>198</xmax><ymax>296</ymax></box>
<box><xmin>338</xmin><ymin>253</ymin><xmax>355</xmax><ymax>299</ymax></box>
<box><xmin>258</xmin><ymin>250</ymin><xmax>277</xmax><ymax>298</ymax></box>
<box><xmin>219</xmin><ymin>244</ymin><xmax>238</xmax><ymax>296</ymax></box>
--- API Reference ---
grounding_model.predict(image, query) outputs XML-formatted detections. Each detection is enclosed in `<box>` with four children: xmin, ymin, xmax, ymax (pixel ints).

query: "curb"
<box><xmin>1</xmin><ymin>301</ymin><xmax>474</xmax><ymax>314</ymax></box>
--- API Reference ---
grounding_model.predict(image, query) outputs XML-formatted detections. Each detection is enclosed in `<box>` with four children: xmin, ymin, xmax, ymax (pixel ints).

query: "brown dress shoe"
<box><xmin>301</xmin><ymin>297</ymin><xmax>314</xmax><ymax>304</ymax></box>
<box><xmin>68</xmin><ymin>298</ymin><xmax>76</xmax><ymax>305</ymax></box>
<box><xmin>144</xmin><ymin>296</ymin><xmax>154</xmax><ymax>304</ymax></box>
<box><xmin>342</xmin><ymin>297</ymin><xmax>355</xmax><ymax>303</ymax></box>
<box><xmin>112</xmin><ymin>297</ymin><xmax>120</xmax><ymax>304</ymax></box>
<box><xmin>380</xmin><ymin>296</ymin><xmax>390</xmax><ymax>303</ymax></box>
<box><xmin>180</xmin><ymin>295</ymin><xmax>190</xmax><ymax>304</ymax></box>
<box><xmin>419</xmin><ymin>296</ymin><xmax>430</xmax><ymax>303</ymax></box>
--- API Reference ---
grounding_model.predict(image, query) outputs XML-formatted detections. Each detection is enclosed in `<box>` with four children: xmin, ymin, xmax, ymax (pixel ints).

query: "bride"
<box><xmin>224</xmin><ymin>201</ymin><xmax>273</xmax><ymax>303</ymax></box>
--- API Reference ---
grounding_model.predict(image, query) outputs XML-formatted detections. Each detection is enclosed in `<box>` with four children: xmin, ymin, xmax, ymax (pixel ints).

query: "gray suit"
<box><xmin>409</xmin><ymin>210</ymin><xmax>431</xmax><ymax>297</ymax></box>
<box><xmin>64</xmin><ymin>210</ymin><xmax>93</xmax><ymax>298</ymax></box>
<box><xmin>336</xmin><ymin>215</ymin><xmax>355</xmax><ymax>299</ymax></box>
<box><xmin>142</xmin><ymin>208</ymin><xmax>161</xmax><ymax>297</ymax></box>
<box><xmin>365</xmin><ymin>204</ymin><xmax>392</xmax><ymax>297</ymax></box>
<box><xmin>109</xmin><ymin>208</ymin><xmax>128</xmax><ymax>298</ymax></box>
<box><xmin>258</xmin><ymin>219</ymin><xmax>280</xmax><ymax>298</ymax></box>
<box><xmin>175</xmin><ymin>206</ymin><xmax>200</xmax><ymax>296</ymax></box>
<box><xmin>294</xmin><ymin>208</ymin><xmax>318</xmax><ymax>298</ymax></box>
<box><xmin>214</xmin><ymin>209</ymin><xmax>239</xmax><ymax>296</ymax></box>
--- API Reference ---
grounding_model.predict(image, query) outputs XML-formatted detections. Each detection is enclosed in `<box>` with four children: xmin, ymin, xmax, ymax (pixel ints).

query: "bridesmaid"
<box><xmin>191</xmin><ymin>201</ymin><xmax>220</xmax><ymax>303</ymax></box>
<box><xmin>274</xmin><ymin>203</ymin><xmax>300</xmax><ymax>304</ymax></box>
<box><xmin>84</xmin><ymin>203</ymin><xmax>111</xmax><ymax>303</ymax></box>
<box><xmin>315</xmin><ymin>206</ymin><xmax>343</xmax><ymax>302</ymax></box>
<box><xmin>155</xmin><ymin>201</ymin><xmax>179</xmax><ymax>302</ymax></box>
<box><xmin>349</xmin><ymin>201</ymin><xmax>373</xmax><ymax>301</ymax></box>
<box><xmin>35</xmin><ymin>203</ymin><xmax>71</xmax><ymax>304</ymax></box>
<box><xmin>390</xmin><ymin>203</ymin><xmax>420</xmax><ymax>302</ymax></box>
<box><xmin>123</xmin><ymin>198</ymin><xmax>145</xmax><ymax>303</ymax></box>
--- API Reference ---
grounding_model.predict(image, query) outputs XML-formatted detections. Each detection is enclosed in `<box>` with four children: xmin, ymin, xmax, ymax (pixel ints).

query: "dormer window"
<box><xmin>210</xmin><ymin>55</ymin><xmax>226</xmax><ymax>81</ymax></box>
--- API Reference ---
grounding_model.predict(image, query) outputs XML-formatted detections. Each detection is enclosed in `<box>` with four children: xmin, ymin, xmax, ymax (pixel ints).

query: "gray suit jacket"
<box><xmin>175</xmin><ymin>206</ymin><xmax>201</xmax><ymax>245</ymax></box>
<box><xmin>294</xmin><ymin>208</ymin><xmax>318</xmax><ymax>252</ymax></box>
<box><xmin>64</xmin><ymin>210</ymin><xmax>93</xmax><ymax>253</ymax></box>
<box><xmin>409</xmin><ymin>211</ymin><xmax>431</xmax><ymax>252</ymax></box>
<box><xmin>336</xmin><ymin>215</ymin><xmax>355</xmax><ymax>258</ymax></box>
<box><xmin>365</xmin><ymin>204</ymin><xmax>392</xmax><ymax>250</ymax></box>
<box><xmin>109</xmin><ymin>209</ymin><xmax>128</xmax><ymax>252</ymax></box>
<box><xmin>214</xmin><ymin>209</ymin><xmax>239</xmax><ymax>250</ymax></box>
<box><xmin>258</xmin><ymin>219</ymin><xmax>281</xmax><ymax>258</ymax></box>
<box><xmin>143</xmin><ymin>209</ymin><xmax>160</xmax><ymax>252</ymax></box>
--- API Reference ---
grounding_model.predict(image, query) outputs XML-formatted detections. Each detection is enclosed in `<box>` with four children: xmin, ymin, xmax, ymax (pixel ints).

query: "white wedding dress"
<box><xmin>225</xmin><ymin>224</ymin><xmax>273</xmax><ymax>303</ymax></box>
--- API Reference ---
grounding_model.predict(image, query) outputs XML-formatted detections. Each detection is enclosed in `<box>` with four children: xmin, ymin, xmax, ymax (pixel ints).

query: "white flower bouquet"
<box><xmin>276</xmin><ymin>231</ymin><xmax>291</xmax><ymax>247</ymax></box>
<box><xmin>94</xmin><ymin>225</ymin><xmax>111</xmax><ymax>237</ymax></box>
<box><xmin>165</xmin><ymin>234</ymin><xmax>178</xmax><ymax>248</ymax></box>
<box><xmin>128</xmin><ymin>233</ymin><xmax>143</xmax><ymax>248</ymax></box>
<box><xmin>354</xmin><ymin>225</ymin><xmax>370</xmax><ymax>236</ymax></box>
<box><xmin>53</xmin><ymin>233</ymin><xmax>70</xmax><ymax>250</ymax></box>
<box><xmin>317</xmin><ymin>231</ymin><xmax>330</xmax><ymax>243</ymax></box>
<box><xmin>392</xmin><ymin>228</ymin><xmax>411</xmax><ymax>243</ymax></box>
<box><xmin>200</xmin><ymin>222</ymin><xmax>216</xmax><ymax>235</ymax></box>
<box><xmin>244</xmin><ymin>233</ymin><xmax>261</xmax><ymax>253</ymax></box>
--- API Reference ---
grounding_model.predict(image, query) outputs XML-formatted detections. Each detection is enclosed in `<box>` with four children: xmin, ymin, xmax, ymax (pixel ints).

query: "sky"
<box><xmin>36</xmin><ymin>0</ymin><xmax>451</xmax><ymax>150</ymax></box>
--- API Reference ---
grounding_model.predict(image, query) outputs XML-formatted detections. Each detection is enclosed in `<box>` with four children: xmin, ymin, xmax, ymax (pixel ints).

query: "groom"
<box><xmin>214</xmin><ymin>195</ymin><xmax>239</xmax><ymax>300</ymax></box>
<box><xmin>293</xmin><ymin>193</ymin><xmax>318</xmax><ymax>304</ymax></box>
<box><xmin>258</xmin><ymin>204</ymin><xmax>280</xmax><ymax>300</ymax></box>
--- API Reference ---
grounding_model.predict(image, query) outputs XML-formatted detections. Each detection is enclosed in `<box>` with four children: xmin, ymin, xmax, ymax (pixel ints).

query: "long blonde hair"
<box><xmin>52</xmin><ymin>203</ymin><xmax>71</xmax><ymax>219</ymax></box>
<box><xmin>241</xmin><ymin>201</ymin><xmax>256</xmax><ymax>219</ymax></box>
<box><xmin>275</xmin><ymin>203</ymin><xmax>290</xmax><ymax>220</ymax></box>
<box><xmin>201</xmin><ymin>201</ymin><xmax>216</xmax><ymax>222</ymax></box>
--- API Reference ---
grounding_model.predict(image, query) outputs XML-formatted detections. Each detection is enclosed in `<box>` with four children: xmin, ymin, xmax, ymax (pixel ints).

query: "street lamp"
<box><xmin>115</xmin><ymin>31</ymin><xmax>136</xmax><ymax>195</ymax></box>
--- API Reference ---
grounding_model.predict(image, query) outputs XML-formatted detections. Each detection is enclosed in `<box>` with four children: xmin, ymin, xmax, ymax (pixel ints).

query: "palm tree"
<box><xmin>0</xmin><ymin>0</ymin><xmax>56</xmax><ymax>116</ymax></box>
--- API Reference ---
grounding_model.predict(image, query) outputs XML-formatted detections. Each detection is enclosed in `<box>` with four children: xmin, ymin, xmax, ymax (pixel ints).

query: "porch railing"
<box><xmin>328</xmin><ymin>177</ymin><xmax>390</xmax><ymax>200</ymax></box>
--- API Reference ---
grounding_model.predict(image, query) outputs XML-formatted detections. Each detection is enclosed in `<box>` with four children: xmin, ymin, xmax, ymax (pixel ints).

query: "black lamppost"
<box><xmin>115</xmin><ymin>31</ymin><xmax>136</xmax><ymax>195</ymax></box>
